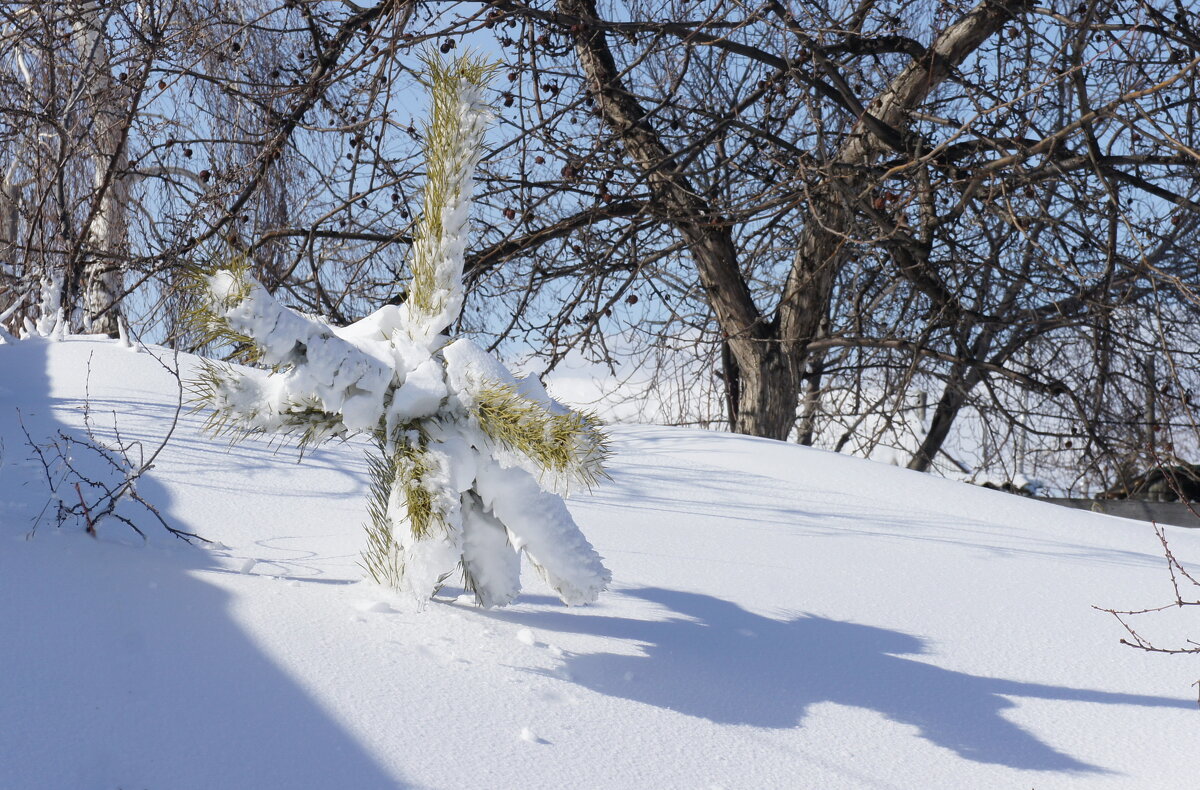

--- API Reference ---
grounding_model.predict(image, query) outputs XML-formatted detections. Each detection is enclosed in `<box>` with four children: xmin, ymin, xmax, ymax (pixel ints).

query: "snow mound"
<box><xmin>2</xmin><ymin>336</ymin><xmax>1199</xmax><ymax>789</ymax></box>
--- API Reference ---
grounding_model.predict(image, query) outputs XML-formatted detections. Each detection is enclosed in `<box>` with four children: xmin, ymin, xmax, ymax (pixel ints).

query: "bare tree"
<box><xmin>0</xmin><ymin>0</ymin><xmax>455</xmax><ymax>340</ymax></box>
<box><xmin>451</xmin><ymin>0</ymin><xmax>1200</xmax><ymax>490</ymax></box>
<box><xmin>5</xmin><ymin>0</ymin><xmax>1200</xmax><ymax>494</ymax></box>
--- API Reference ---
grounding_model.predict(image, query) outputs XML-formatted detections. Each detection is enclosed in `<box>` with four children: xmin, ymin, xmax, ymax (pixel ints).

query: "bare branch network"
<box><xmin>1</xmin><ymin>0</ymin><xmax>1199</xmax><ymax>496</ymax></box>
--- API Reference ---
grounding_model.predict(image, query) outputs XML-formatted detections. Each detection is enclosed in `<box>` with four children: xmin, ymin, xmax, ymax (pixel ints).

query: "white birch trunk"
<box><xmin>71</xmin><ymin>0</ymin><xmax>128</xmax><ymax>337</ymax></box>
<box><xmin>0</xmin><ymin>176</ymin><xmax>20</xmax><ymax>325</ymax></box>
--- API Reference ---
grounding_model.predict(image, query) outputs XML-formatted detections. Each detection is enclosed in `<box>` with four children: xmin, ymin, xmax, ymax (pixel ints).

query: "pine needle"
<box><xmin>472</xmin><ymin>383</ymin><xmax>610</xmax><ymax>488</ymax></box>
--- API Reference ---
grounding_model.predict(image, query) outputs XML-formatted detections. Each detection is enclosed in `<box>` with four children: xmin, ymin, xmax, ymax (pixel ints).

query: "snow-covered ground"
<box><xmin>2</xmin><ymin>336</ymin><xmax>1198</xmax><ymax>789</ymax></box>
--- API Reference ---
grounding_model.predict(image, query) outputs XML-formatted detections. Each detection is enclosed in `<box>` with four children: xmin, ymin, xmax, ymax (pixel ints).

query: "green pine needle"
<box><xmin>178</xmin><ymin>255</ymin><xmax>260</xmax><ymax>364</ymax></box>
<box><xmin>360</xmin><ymin>431</ymin><xmax>450</xmax><ymax>587</ymax></box>
<box><xmin>406</xmin><ymin>51</ymin><xmax>499</xmax><ymax>321</ymax></box>
<box><xmin>471</xmin><ymin>383</ymin><xmax>610</xmax><ymax>489</ymax></box>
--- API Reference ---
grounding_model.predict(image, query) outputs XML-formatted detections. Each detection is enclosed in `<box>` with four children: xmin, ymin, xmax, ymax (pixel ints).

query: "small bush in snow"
<box><xmin>186</xmin><ymin>54</ymin><xmax>610</xmax><ymax>607</ymax></box>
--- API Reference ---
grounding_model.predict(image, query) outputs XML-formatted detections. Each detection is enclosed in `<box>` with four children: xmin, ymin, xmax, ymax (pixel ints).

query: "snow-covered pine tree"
<box><xmin>186</xmin><ymin>53</ymin><xmax>610</xmax><ymax>608</ymax></box>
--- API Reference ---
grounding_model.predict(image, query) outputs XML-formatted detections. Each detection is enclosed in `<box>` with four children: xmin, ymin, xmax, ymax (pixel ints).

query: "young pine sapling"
<box><xmin>187</xmin><ymin>53</ymin><xmax>610</xmax><ymax>608</ymax></box>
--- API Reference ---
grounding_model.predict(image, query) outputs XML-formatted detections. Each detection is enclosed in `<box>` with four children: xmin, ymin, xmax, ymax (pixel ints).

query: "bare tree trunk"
<box><xmin>719</xmin><ymin>339</ymin><xmax>740</xmax><ymax>429</ymax></box>
<box><xmin>733</xmin><ymin>341</ymin><xmax>799</xmax><ymax>438</ymax></box>
<box><xmin>561</xmin><ymin>0</ymin><xmax>1032</xmax><ymax>441</ymax></box>
<box><xmin>908</xmin><ymin>363</ymin><xmax>982</xmax><ymax>472</ymax></box>
<box><xmin>562</xmin><ymin>0</ymin><xmax>802</xmax><ymax>438</ymax></box>
<box><xmin>0</xmin><ymin>174</ymin><xmax>27</xmax><ymax>334</ymax></box>
<box><xmin>772</xmin><ymin>0</ymin><xmax>1034</xmax><ymax>443</ymax></box>
<box><xmin>796</xmin><ymin>352</ymin><xmax>826</xmax><ymax>446</ymax></box>
<box><xmin>70</xmin><ymin>0</ymin><xmax>129</xmax><ymax>337</ymax></box>
<box><xmin>907</xmin><ymin>319</ymin><xmax>1006</xmax><ymax>472</ymax></box>
<box><xmin>0</xmin><ymin>178</ymin><xmax>18</xmax><ymax>264</ymax></box>
<box><xmin>0</xmin><ymin>174</ymin><xmax>20</xmax><ymax>290</ymax></box>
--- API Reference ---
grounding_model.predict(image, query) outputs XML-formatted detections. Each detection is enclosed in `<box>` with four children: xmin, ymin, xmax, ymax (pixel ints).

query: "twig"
<box><xmin>19</xmin><ymin>349</ymin><xmax>206</xmax><ymax>544</ymax></box>
<box><xmin>75</xmin><ymin>482</ymin><xmax>96</xmax><ymax>537</ymax></box>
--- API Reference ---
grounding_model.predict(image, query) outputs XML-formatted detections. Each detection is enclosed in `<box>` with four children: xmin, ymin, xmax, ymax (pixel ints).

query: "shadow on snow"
<box><xmin>0</xmin><ymin>338</ymin><xmax>403</xmax><ymax>789</ymax></box>
<box><xmin>481</xmin><ymin>586</ymin><xmax>1193</xmax><ymax>774</ymax></box>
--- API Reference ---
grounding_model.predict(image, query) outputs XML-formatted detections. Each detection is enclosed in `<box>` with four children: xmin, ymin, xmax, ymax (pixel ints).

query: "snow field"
<box><xmin>2</xmin><ymin>336</ymin><xmax>1199</xmax><ymax>789</ymax></box>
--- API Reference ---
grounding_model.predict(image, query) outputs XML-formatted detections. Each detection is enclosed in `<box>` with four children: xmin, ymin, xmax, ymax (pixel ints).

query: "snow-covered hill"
<box><xmin>2</xmin><ymin>336</ymin><xmax>1198</xmax><ymax>789</ymax></box>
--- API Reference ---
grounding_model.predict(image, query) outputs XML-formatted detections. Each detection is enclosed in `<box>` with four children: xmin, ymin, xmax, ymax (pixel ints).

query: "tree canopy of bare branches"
<box><xmin>466</xmin><ymin>0</ymin><xmax>1200</xmax><ymax>490</ymax></box>
<box><xmin>4</xmin><ymin>0</ymin><xmax>1200</xmax><ymax>493</ymax></box>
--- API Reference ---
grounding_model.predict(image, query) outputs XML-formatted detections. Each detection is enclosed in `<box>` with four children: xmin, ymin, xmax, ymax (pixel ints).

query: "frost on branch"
<box><xmin>187</xmin><ymin>53</ymin><xmax>610</xmax><ymax>608</ymax></box>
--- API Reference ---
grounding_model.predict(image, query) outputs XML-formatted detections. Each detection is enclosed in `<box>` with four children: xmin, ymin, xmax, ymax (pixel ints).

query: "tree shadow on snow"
<box><xmin>0</xmin><ymin>338</ymin><xmax>403</xmax><ymax>789</ymax></box>
<box><xmin>486</xmin><ymin>586</ymin><xmax>1194</xmax><ymax>774</ymax></box>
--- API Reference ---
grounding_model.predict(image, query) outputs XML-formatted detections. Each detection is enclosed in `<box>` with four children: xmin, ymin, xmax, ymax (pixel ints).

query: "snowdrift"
<box><xmin>2</xmin><ymin>336</ymin><xmax>1198</xmax><ymax>789</ymax></box>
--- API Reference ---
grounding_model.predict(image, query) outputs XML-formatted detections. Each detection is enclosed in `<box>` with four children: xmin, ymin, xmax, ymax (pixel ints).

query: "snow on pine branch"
<box><xmin>402</xmin><ymin>52</ymin><xmax>497</xmax><ymax>347</ymax></box>
<box><xmin>186</xmin><ymin>53</ymin><xmax>611</xmax><ymax>609</ymax></box>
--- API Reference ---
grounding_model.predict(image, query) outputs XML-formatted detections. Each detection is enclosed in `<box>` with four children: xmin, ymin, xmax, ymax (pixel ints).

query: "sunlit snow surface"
<box><xmin>2</xmin><ymin>336</ymin><xmax>1198</xmax><ymax>789</ymax></box>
